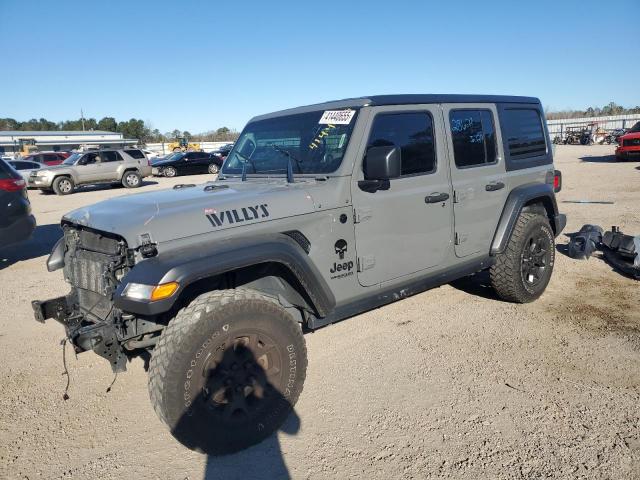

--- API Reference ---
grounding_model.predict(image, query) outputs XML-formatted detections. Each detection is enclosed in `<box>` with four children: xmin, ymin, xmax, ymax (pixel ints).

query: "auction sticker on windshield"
<box><xmin>319</xmin><ymin>110</ymin><xmax>356</xmax><ymax>125</ymax></box>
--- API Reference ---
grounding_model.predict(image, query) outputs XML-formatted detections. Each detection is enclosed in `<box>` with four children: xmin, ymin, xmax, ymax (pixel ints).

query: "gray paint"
<box><xmin>46</xmin><ymin>97</ymin><xmax>564</xmax><ymax>327</ymax></box>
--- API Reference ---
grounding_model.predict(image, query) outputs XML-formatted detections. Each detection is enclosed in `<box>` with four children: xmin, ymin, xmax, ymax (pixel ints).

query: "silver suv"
<box><xmin>30</xmin><ymin>149</ymin><xmax>153</xmax><ymax>195</ymax></box>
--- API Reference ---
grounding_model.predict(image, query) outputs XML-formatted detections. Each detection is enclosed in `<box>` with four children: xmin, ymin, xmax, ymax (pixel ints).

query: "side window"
<box><xmin>43</xmin><ymin>154</ymin><xmax>59</xmax><ymax>163</ymax></box>
<box><xmin>82</xmin><ymin>153</ymin><xmax>98</xmax><ymax>165</ymax></box>
<box><xmin>124</xmin><ymin>149</ymin><xmax>145</xmax><ymax>159</ymax></box>
<box><xmin>449</xmin><ymin>110</ymin><xmax>497</xmax><ymax>168</ymax></box>
<box><xmin>502</xmin><ymin>109</ymin><xmax>546</xmax><ymax>159</ymax></box>
<box><xmin>101</xmin><ymin>151</ymin><xmax>124</xmax><ymax>162</ymax></box>
<box><xmin>366</xmin><ymin>112</ymin><xmax>436</xmax><ymax>176</ymax></box>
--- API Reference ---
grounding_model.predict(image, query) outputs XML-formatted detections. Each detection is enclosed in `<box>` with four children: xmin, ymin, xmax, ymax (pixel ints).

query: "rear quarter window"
<box><xmin>498</xmin><ymin>104</ymin><xmax>551</xmax><ymax>171</ymax></box>
<box><xmin>124</xmin><ymin>149</ymin><xmax>145</xmax><ymax>159</ymax></box>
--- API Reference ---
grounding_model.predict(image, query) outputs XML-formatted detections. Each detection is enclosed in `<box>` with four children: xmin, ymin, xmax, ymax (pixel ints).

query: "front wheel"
<box><xmin>490</xmin><ymin>212</ymin><xmax>555</xmax><ymax>303</ymax></box>
<box><xmin>148</xmin><ymin>289</ymin><xmax>307</xmax><ymax>455</ymax></box>
<box><xmin>163</xmin><ymin>166</ymin><xmax>177</xmax><ymax>177</ymax></box>
<box><xmin>52</xmin><ymin>176</ymin><xmax>74</xmax><ymax>195</ymax></box>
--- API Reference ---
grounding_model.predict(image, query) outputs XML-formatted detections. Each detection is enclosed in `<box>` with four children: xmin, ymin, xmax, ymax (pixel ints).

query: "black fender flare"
<box><xmin>491</xmin><ymin>182</ymin><xmax>566</xmax><ymax>255</ymax></box>
<box><xmin>113</xmin><ymin>233</ymin><xmax>335</xmax><ymax>317</ymax></box>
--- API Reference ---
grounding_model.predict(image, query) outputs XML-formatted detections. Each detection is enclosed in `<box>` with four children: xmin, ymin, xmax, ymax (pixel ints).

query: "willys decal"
<box><xmin>205</xmin><ymin>204</ymin><xmax>269</xmax><ymax>228</ymax></box>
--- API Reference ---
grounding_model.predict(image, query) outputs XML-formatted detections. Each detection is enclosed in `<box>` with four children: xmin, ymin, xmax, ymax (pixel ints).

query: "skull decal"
<box><xmin>334</xmin><ymin>239</ymin><xmax>348</xmax><ymax>260</ymax></box>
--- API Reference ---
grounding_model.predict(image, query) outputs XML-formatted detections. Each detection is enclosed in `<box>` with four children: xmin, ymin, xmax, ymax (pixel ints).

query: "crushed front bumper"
<box><xmin>32</xmin><ymin>295</ymin><xmax>128</xmax><ymax>372</ymax></box>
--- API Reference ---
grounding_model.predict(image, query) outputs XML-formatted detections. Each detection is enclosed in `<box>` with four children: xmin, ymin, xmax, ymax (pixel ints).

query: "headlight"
<box><xmin>122</xmin><ymin>282</ymin><xmax>179</xmax><ymax>301</ymax></box>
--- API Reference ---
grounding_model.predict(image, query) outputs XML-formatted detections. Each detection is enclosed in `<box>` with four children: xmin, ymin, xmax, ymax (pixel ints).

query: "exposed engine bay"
<box><xmin>32</xmin><ymin>224</ymin><xmax>164</xmax><ymax>372</ymax></box>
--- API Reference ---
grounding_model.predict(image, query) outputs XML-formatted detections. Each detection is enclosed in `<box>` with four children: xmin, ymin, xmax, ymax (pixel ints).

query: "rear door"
<box><xmin>351</xmin><ymin>105</ymin><xmax>453</xmax><ymax>287</ymax></box>
<box><xmin>442</xmin><ymin>103</ymin><xmax>507</xmax><ymax>257</ymax></box>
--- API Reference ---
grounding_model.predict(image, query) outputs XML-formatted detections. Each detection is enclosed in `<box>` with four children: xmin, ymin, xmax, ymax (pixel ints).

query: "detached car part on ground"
<box><xmin>568</xmin><ymin>224</ymin><xmax>640</xmax><ymax>279</ymax></box>
<box><xmin>33</xmin><ymin>95</ymin><xmax>566</xmax><ymax>455</ymax></box>
<box><xmin>30</xmin><ymin>149</ymin><xmax>152</xmax><ymax>195</ymax></box>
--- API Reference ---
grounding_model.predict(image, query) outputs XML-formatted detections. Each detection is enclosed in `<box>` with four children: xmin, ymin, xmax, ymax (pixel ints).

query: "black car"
<box><xmin>151</xmin><ymin>151</ymin><xmax>223</xmax><ymax>177</ymax></box>
<box><xmin>212</xmin><ymin>143</ymin><xmax>234</xmax><ymax>160</ymax></box>
<box><xmin>0</xmin><ymin>158</ymin><xmax>36</xmax><ymax>249</ymax></box>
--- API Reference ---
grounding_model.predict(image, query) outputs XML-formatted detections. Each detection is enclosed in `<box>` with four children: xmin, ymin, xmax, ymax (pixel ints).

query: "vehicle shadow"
<box><xmin>579</xmin><ymin>155</ymin><xmax>617</xmax><ymax>163</ymax></box>
<box><xmin>35</xmin><ymin>180</ymin><xmax>159</xmax><ymax>195</ymax></box>
<box><xmin>169</xmin><ymin>343</ymin><xmax>300</xmax><ymax>480</ymax></box>
<box><xmin>0</xmin><ymin>223</ymin><xmax>63</xmax><ymax>269</ymax></box>
<box><xmin>449</xmin><ymin>270</ymin><xmax>501</xmax><ymax>300</ymax></box>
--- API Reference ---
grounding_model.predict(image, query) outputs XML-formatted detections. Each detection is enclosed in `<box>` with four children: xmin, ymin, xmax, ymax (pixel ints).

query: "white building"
<box><xmin>0</xmin><ymin>130</ymin><xmax>137</xmax><ymax>155</ymax></box>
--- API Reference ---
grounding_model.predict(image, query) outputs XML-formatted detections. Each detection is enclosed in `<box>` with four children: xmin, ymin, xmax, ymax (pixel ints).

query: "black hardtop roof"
<box><xmin>251</xmin><ymin>94</ymin><xmax>540</xmax><ymax>122</ymax></box>
<box><xmin>365</xmin><ymin>94</ymin><xmax>540</xmax><ymax>105</ymax></box>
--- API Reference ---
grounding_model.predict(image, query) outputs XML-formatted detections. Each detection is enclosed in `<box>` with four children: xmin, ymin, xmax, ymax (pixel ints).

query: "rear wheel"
<box><xmin>490</xmin><ymin>212</ymin><xmax>555</xmax><ymax>303</ymax></box>
<box><xmin>208</xmin><ymin>163</ymin><xmax>220</xmax><ymax>174</ymax></box>
<box><xmin>148</xmin><ymin>288</ymin><xmax>307</xmax><ymax>455</ymax></box>
<box><xmin>52</xmin><ymin>176</ymin><xmax>74</xmax><ymax>195</ymax></box>
<box><xmin>122</xmin><ymin>170</ymin><xmax>142</xmax><ymax>188</ymax></box>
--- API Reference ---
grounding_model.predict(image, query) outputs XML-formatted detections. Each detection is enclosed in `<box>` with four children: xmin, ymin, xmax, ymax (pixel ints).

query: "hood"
<box><xmin>63</xmin><ymin>179</ymin><xmax>318</xmax><ymax>247</ymax></box>
<box><xmin>40</xmin><ymin>164</ymin><xmax>72</xmax><ymax>173</ymax></box>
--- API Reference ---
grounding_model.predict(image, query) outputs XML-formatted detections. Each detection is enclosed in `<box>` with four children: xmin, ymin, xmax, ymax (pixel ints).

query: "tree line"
<box><xmin>0</xmin><ymin>117</ymin><xmax>239</xmax><ymax>144</ymax></box>
<box><xmin>546</xmin><ymin>102</ymin><xmax>640</xmax><ymax>120</ymax></box>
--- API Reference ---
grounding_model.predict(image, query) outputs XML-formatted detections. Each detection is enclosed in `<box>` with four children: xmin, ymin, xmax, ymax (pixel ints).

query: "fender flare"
<box><xmin>490</xmin><ymin>182</ymin><xmax>565</xmax><ymax>255</ymax></box>
<box><xmin>113</xmin><ymin>233</ymin><xmax>336</xmax><ymax>317</ymax></box>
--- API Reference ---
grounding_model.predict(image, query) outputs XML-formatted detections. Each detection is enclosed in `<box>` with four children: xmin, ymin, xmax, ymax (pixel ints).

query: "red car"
<box><xmin>615</xmin><ymin>122</ymin><xmax>640</xmax><ymax>161</ymax></box>
<box><xmin>23</xmin><ymin>151</ymin><xmax>70</xmax><ymax>166</ymax></box>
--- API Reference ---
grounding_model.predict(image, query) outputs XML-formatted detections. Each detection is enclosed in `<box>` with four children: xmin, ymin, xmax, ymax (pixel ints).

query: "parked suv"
<box><xmin>33</xmin><ymin>95</ymin><xmax>565</xmax><ymax>455</ymax></box>
<box><xmin>30</xmin><ymin>148</ymin><xmax>152</xmax><ymax>195</ymax></box>
<box><xmin>151</xmin><ymin>151</ymin><xmax>223</xmax><ymax>176</ymax></box>
<box><xmin>0</xmin><ymin>159</ymin><xmax>35</xmax><ymax>249</ymax></box>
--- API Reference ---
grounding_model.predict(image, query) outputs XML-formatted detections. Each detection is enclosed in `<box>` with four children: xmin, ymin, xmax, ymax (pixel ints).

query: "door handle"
<box><xmin>425</xmin><ymin>192</ymin><xmax>450</xmax><ymax>203</ymax></box>
<box><xmin>485</xmin><ymin>181</ymin><xmax>505</xmax><ymax>192</ymax></box>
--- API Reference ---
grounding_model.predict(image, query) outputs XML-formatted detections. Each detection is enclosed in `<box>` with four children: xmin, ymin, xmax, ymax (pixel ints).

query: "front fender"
<box><xmin>113</xmin><ymin>233</ymin><xmax>335</xmax><ymax>317</ymax></box>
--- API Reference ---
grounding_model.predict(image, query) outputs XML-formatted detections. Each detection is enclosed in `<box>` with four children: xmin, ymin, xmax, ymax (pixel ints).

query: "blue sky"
<box><xmin>1</xmin><ymin>0</ymin><xmax>638</xmax><ymax>133</ymax></box>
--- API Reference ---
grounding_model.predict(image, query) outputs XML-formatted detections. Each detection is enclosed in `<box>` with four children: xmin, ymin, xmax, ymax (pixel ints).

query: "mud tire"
<box><xmin>148</xmin><ymin>288</ymin><xmax>307</xmax><ymax>455</ymax></box>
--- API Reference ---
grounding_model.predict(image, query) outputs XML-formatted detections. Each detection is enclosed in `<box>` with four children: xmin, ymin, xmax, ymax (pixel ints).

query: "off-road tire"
<box><xmin>490</xmin><ymin>212</ymin><xmax>555</xmax><ymax>303</ymax></box>
<box><xmin>121</xmin><ymin>170</ymin><xmax>142</xmax><ymax>188</ymax></box>
<box><xmin>148</xmin><ymin>288</ymin><xmax>307</xmax><ymax>455</ymax></box>
<box><xmin>52</xmin><ymin>176</ymin><xmax>74</xmax><ymax>195</ymax></box>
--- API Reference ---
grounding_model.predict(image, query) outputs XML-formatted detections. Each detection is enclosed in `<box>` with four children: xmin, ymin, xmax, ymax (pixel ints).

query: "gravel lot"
<box><xmin>1</xmin><ymin>145</ymin><xmax>639</xmax><ymax>480</ymax></box>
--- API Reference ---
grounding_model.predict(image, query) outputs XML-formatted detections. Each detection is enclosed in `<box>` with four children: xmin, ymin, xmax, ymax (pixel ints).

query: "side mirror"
<box><xmin>359</xmin><ymin>145</ymin><xmax>401</xmax><ymax>193</ymax></box>
<box><xmin>364</xmin><ymin>145</ymin><xmax>401</xmax><ymax>180</ymax></box>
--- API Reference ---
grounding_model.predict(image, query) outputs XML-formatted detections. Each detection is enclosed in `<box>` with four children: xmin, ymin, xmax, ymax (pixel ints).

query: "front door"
<box><xmin>351</xmin><ymin>105</ymin><xmax>453</xmax><ymax>287</ymax></box>
<box><xmin>77</xmin><ymin>152</ymin><xmax>103</xmax><ymax>182</ymax></box>
<box><xmin>442</xmin><ymin>104</ymin><xmax>508</xmax><ymax>257</ymax></box>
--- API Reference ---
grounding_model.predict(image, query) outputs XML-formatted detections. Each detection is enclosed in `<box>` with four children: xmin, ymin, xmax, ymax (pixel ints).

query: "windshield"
<box><xmin>222</xmin><ymin>109</ymin><xmax>358</xmax><ymax>176</ymax></box>
<box><xmin>62</xmin><ymin>153</ymin><xmax>82</xmax><ymax>165</ymax></box>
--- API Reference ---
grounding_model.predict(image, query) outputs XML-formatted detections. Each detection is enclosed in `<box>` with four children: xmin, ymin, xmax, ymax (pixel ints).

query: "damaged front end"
<box><xmin>32</xmin><ymin>224</ymin><xmax>164</xmax><ymax>372</ymax></box>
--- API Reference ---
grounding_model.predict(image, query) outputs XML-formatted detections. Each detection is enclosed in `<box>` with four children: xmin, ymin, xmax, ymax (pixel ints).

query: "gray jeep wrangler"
<box><xmin>33</xmin><ymin>95</ymin><xmax>566</xmax><ymax>454</ymax></box>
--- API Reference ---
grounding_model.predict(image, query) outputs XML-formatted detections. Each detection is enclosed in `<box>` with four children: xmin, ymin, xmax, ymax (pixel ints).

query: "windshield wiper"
<box><xmin>233</xmin><ymin>150</ymin><xmax>257</xmax><ymax>173</ymax></box>
<box><xmin>270</xmin><ymin>144</ymin><xmax>303</xmax><ymax>174</ymax></box>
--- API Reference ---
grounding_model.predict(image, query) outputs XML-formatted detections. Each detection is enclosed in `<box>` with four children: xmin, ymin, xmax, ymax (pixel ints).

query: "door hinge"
<box><xmin>353</xmin><ymin>207</ymin><xmax>372</xmax><ymax>224</ymax></box>
<box><xmin>357</xmin><ymin>255</ymin><xmax>375</xmax><ymax>272</ymax></box>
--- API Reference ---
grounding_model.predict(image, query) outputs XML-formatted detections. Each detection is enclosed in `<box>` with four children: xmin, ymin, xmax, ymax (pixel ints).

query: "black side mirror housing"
<box><xmin>358</xmin><ymin>145</ymin><xmax>401</xmax><ymax>193</ymax></box>
<box><xmin>364</xmin><ymin>145</ymin><xmax>401</xmax><ymax>180</ymax></box>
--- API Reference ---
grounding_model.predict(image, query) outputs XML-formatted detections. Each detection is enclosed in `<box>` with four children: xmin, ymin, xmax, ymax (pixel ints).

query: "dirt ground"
<box><xmin>1</xmin><ymin>145</ymin><xmax>639</xmax><ymax>480</ymax></box>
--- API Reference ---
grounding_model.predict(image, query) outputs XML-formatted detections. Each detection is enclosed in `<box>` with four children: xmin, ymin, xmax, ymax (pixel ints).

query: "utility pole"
<box><xmin>81</xmin><ymin>109</ymin><xmax>85</xmax><ymax>131</ymax></box>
